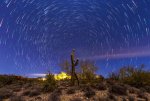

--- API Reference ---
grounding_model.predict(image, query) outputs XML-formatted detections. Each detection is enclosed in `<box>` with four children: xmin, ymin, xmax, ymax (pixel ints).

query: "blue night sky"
<box><xmin>0</xmin><ymin>0</ymin><xmax>150</xmax><ymax>77</ymax></box>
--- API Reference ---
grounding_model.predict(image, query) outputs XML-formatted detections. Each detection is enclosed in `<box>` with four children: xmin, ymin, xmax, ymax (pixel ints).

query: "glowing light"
<box><xmin>38</xmin><ymin>77</ymin><xmax>46</xmax><ymax>81</ymax></box>
<box><xmin>54</xmin><ymin>72</ymin><xmax>71</xmax><ymax>80</ymax></box>
<box><xmin>42</xmin><ymin>78</ymin><xmax>46</xmax><ymax>81</ymax></box>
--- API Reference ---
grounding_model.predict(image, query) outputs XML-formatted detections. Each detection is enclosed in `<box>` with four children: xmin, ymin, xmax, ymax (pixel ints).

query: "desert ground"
<box><xmin>0</xmin><ymin>75</ymin><xmax>149</xmax><ymax>101</ymax></box>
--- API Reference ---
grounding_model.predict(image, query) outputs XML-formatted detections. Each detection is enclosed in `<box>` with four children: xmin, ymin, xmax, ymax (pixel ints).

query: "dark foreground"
<box><xmin>0</xmin><ymin>75</ymin><xmax>150</xmax><ymax>101</ymax></box>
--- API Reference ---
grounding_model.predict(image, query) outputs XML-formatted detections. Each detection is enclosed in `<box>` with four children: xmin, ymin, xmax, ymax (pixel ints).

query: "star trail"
<box><xmin>0</xmin><ymin>0</ymin><xmax>150</xmax><ymax>77</ymax></box>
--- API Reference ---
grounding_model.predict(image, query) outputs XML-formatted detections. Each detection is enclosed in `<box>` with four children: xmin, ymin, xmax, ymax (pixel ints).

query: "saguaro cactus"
<box><xmin>71</xmin><ymin>49</ymin><xmax>79</xmax><ymax>86</ymax></box>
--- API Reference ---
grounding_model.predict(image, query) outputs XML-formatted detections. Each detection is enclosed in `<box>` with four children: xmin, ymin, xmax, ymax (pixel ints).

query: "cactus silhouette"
<box><xmin>70</xmin><ymin>49</ymin><xmax>79</xmax><ymax>86</ymax></box>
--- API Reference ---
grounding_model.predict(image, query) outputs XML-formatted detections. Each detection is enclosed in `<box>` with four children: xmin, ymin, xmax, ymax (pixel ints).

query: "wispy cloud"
<box><xmin>81</xmin><ymin>48</ymin><xmax>150</xmax><ymax>60</ymax></box>
<box><xmin>28</xmin><ymin>73</ymin><xmax>46</xmax><ymax>77</ymax></box>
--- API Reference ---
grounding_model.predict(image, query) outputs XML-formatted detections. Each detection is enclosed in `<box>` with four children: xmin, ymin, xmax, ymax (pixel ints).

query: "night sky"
<box><xmin>0</xmin><ymin>0</ymin><xmax>150</xmax><ymax>77</ymax></box>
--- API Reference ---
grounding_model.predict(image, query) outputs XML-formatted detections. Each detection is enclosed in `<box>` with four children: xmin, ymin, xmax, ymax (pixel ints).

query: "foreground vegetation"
<box><xmin>109</xmin><ymin>64</ymin><xmax>150</xmax><ymax>88</ymax></box>
<box><xmin>0</xmin><ymin>50</ymin><xmax>149</xmax><ymax>100</ymax></box>
<box><xmin>0</xmin><ymin>63</ymin><xmax>149</xmax><ymax>101</ymax></box>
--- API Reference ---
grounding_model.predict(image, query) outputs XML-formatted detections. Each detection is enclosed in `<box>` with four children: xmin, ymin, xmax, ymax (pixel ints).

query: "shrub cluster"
<box><xmin>67</xmin><ymin>87</ymin><xmax>75</xmax><ymax>94</ymax></box>
<box><xmin>83</xmin><ymin>86</ymin><xmax>95</xmax><ymax>98</ymax></box>
<box><xmin>109</xmin><ymin>65</ymin><xmax>150</xmax><ymax>87</ymax></box>
<box><xmin>0</xmin><ymin>75</ymin><xmax>19</xmax><ymax>86</ymax></box>
<box><xmin>48</xmin><ymin>89</ymin><xmax>62</xmax><ymax>101</ymax></box>
<box><xmin>42</xmin><ymin>74</ymin><xmax>57</xmax><ymax>92</ymax></box>
<box><xmin>109</xmin><ymin>84</ymin><xmax>127</xmax><ymax>95</ymax></box>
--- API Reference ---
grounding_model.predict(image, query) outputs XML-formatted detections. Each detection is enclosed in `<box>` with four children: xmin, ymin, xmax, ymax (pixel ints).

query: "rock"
<box><xmin>92</xmin><ymin>83</ymin><xmax>107</xmax><ymax>91</ymax></box>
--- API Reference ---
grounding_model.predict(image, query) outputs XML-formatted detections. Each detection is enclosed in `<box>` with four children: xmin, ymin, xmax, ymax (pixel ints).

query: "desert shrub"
<box><xmin>67</xmin><ymin>88</ymin><xmax>75</xmax><ymax>94</ymax></box>
<box><xmin>29</xmin><ymin>89</ymin><xmax>40</xmax><ymax>97</ymax></box>
<box><xmin>22</xmin><ymin>89</ymin><xmax>40</xmax><ymax>97</ymax></box>
<box><xmin>84</xmin><ymin>86</ymin><xmax>95</xmax><ymax>98</ymax></box>
<box><xmin>137</xmin><ymin>91</ymin><xmax>148</xmax><ymax>100</ymax></box>
<box><xmin>0</xmin><ymin>88</ymin><xmax>13</xmax><ymax>99</ymax></box>
<box><xmin>22</xmin><ymin>90</ymin><xmax>30</xmax><ymax>96</ymax></box>
<box><xmin>107</xmin><ymin>93</ymin><xmax>117</xmax><ymax>100</ymax></box>
<box><xmin>143</xmin><ymin>86</ymin><xmax>150</xmax><ymax>93</ymax></box>
<box><xmin>106</xmin><ymin>79</ymin><xmax>116</xmax><ymax>87</ymax></box>
<box><xmin>109</xmin><ymin>72</ymin><xmax>119</xmax><ymax>81</ymax></box>
<box><xmin>109</xmin><ymin>65</ymin><xmax>150</xmax><ymax>87</ymax></box>
<box><xmin>9</xmin><ymin>84</ymin><xmax>22</xmax><ymax>92</ymax></box>
<box><xmin>23</xmin><ymin>83</ymin><xmax>32</xmax><ymax>89</ymax></box>
<box><xmin>92</xmin><ymin>83</ymin><xmax>107</xmax><ymax>91</ymax></box>
<box><xmin>118</xmin><ymin>66</ymin><xmax>135</xmax><ymax>80</ymax></box>
<box><xmin>35</xmin><ymin>96</ymin><xmax>42</xmax><ymax>100</ymax></box>
<box><xmin>139</xmin><ymin>87</ymin><xmax>147</xmax><ymax>92</ymax></box>
<box><xmin>0</xmin><ymin>75</ymin><xmax>17</xmax><ymax>86</ymax></box>
<box><xmin>128</xmin><ymin>87</ymin><xmax>140</xmax><ymax>94</ymax></box>
<box><xmin>13</xmin><ymin>88</ymin><xmax>21</xmax><ymax>92</ymax></box>
<box><xmin>92</xmin><ymin>75</ymin><xmax>104</xmax><ymax>84</ymax></box>
<box><xmin>0</xmin><ymin>75</ymin><xmax>27</xmax><ymax>88</ymax></box>
<box><xmin>109</xmin><ymin>84</ymin><xmax>127</xmax><ymax>95</ymax></box>
<box><xmin>123</xmin><ymin>70</ymin><xmax>150</xmax><ymax>87</ymax></box>
<box><xmin>79</xmin><ymin>60</ymin><xmax>98</xmax><ymax>85</ymax></box>
<box><xmin>52</xmin><ymin>88</ymin><xmax>62</xmax><ymax>95</ymax></box>
<box><xmin>48</xmin><ymin>89</ymin><xmax>61</xmax><ymax>101</ymax></box>
<box><xmin>42</xmin><ymin>74</ymin><xmax>57</xmax><ymax>92</ymax></box>
<box><xmin>10</xmin><ymin>96</ymin><xmax>25</xmax><ymax>101</ymax></box>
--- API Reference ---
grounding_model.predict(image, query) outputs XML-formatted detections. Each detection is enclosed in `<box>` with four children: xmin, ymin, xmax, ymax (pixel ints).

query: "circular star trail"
<box><xmin>0</xmin><ymin>0</ymin><xmax>150</xmax><ymax>76</ymax></box>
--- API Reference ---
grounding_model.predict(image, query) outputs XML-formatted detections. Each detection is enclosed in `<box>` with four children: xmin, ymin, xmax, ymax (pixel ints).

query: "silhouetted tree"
<box><xmin>79</xmin><ymin>60</ymin><xmax>98</xmax><ymax>84</ymax></box>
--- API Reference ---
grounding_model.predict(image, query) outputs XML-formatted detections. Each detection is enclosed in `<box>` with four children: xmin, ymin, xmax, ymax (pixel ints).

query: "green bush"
<box><xmin>124</xmin><ymin>71</ymin><xmax>150</xmax><ymax>87</ymax></box>
<box><xmin>109</xmin><ymin>65</ymin><xmax>150</xmax><ymax>87</ymax></box>
<box><xmin>120</xmin><ymin>65</ymin><xmax>150</xmax><ymax>87</ymax></box>
<box><xmin>42</xmin><ymin>74</ymin><xmax>57</xmax><ymax>92</ymax></box>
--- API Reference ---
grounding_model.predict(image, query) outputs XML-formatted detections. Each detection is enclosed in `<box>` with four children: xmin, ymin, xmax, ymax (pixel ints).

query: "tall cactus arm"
<box><xmin>74</xmin><ymin>59</ymin><xmax>79</xmax><ymax>66</ymax></box>
<box><xmin>71</xmin><ymin>54</ymin><xmax>74</xmax><ymax>65</ymax></box>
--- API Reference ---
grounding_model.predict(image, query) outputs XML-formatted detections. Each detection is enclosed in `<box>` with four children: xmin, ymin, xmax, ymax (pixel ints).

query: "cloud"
<box><xmin>81</xmin><ymin>48</ymin><xmax>150</xmax><ymax>60</ymax></box>
<box><xmin>28</xmin><ymin>73</ymin><xmax>46</xmax><ymax>77</ymax></box>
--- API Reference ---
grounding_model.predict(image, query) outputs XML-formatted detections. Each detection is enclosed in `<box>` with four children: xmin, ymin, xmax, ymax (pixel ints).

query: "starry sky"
<box><xmin>0</xmin><ymin>0</ymin><xmax>150</xmax><ymax>77</ymax></box>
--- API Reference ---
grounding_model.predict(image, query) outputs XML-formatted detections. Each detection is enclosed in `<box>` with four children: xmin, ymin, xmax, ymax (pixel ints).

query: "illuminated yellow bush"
<box><xmin>54</xmin><ymin>72</ymin><xmax>71</xmax><ymax>80</ymax></box>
